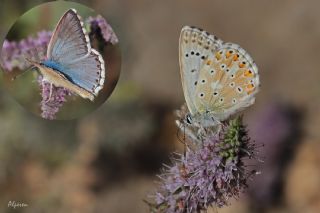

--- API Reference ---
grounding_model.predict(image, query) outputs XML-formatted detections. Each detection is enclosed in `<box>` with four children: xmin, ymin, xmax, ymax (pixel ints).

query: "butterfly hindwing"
<box><xmin>179</xmin><ymin>26</ymin><xmax>222</xmax><ymax>115</ymax></box>
<box><xmin>194</xmin><ymin>42</ymin><xmax>260</xmax><ymax>121</ymax></box>
<box><xmin>62</xmin><ymin>49</ymin><xmax>105</xmax><ymax>95</ymax></box>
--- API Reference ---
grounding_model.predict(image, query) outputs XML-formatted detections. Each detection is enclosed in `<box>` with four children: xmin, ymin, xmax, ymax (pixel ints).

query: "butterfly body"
<box><xmin>28</xmin><ymin>58</ymin><xmax>95</xmax><ymax>100</ymax></box>
<box><xmin>27</xmin><ymin>9</ymin><xmax>105</xmax><ymax>101</ymax></box>
<box><xmin>179</xmin><ymin>26</ymin><xmax>260</xmax><ymax>127</ymax></box>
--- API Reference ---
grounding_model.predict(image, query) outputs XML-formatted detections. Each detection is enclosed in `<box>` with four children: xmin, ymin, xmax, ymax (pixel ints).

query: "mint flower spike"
<box><xmin>87</xmin><ymin>15</ymin><xmax>119</xmax><ymax>45</ymax></box>
<box><xmin>148</xmin><ymin>106</ymin><xmax>259</xmax><ymax>213</ymax></box>
<box><xmin>1</xmin><ymin>16</ymin><xmax>118</xmax><ymax>119</ymax></box>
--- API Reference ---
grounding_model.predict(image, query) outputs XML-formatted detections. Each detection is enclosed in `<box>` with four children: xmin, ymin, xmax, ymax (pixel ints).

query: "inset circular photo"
<box><xmin>0</xmin><ymin>1</ymin><xmax>121</xmax><ymax>120</ymax></box>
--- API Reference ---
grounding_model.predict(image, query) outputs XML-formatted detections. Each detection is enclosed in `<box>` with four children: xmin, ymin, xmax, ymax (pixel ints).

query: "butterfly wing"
<box><xmin>47</xmin><ymin>9</ymin><xmax>90</xmax><ymax>63</ymax></box>
<box><xmin>62</xmin><ymin>49</ymin><xmax>105</xmax><ymax>95</ymax></box>
<box><xmin>46</xmin><ymin>9</ymin><xmax>105</xmax><ymax>96</ymax></box>
<box><xmin>179</xmin><ymin>26</ymin><xmax>222</xmax><ymax>115</ymax></box>
<box><xmin>194</xmin><ymin>40</ymin><xmax>260</xmax><ymax>121</ymax></box>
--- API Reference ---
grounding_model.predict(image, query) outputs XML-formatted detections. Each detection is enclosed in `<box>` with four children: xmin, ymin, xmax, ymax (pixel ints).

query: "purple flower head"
<box><xmin>88</xmin><ymin>15</ymin><xmax>119</xmax><ymax>45</ymax></box>
<box><xmin>1</xmin><ymin>31</ymin><xmax>52</xmax><ymax>72</ymax></box>
<box><xmin>1</xmin><ymin>15</ymin><xmax>117</xmax><ymax>119</ymax></box>
<box><xmin>38</xmin><ymin>76</ymin><xmax>72</xmax><ymax>120</ymax></box>
<box><xmin>147</xmin><ymin>106</ymin><xmax>259</xmax><ymax>212</ymax></box>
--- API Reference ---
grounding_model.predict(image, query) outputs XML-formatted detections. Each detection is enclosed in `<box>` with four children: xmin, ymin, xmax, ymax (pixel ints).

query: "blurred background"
<box><xmin>0</xmin><ymin>0</ymin><xmax>319</xmax><ymax>212</ymax></box>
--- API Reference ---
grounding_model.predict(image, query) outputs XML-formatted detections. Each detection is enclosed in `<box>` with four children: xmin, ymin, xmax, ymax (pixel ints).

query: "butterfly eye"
<box><xmin>186</xmin><ymin>115</ymin><xmax>193</xmax><ymax>124</ymax></box>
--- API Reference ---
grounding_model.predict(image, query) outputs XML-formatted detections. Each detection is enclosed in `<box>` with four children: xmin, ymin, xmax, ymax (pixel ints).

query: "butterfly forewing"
<box><xmin>179</xmin><ymin>26</ymin><xmax>222</xmax><ymax>115</ymax></box>
<box><xmin>47</xmin><ymin>9</ymin><xmax>90</xmax><ymax>63</ymax></box>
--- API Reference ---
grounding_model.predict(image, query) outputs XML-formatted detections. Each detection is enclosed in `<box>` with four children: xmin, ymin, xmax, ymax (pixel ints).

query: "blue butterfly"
<box><xmin>27</xmin><ymin>8</ymin><xmax>105</xmax><ymax>101</ymax></box>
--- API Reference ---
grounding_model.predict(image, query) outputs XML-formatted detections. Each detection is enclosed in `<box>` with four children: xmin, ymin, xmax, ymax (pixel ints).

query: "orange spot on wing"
<box><xmin>226</xmin><ymin>51</ymin><xmax>232</xmax><ymax>58</ymax></box>
<box><xmin>206</xmin><ymin>60</ymin><xmax>212</xmax><ymax>65</ymax></box>
<box><xmin>244</xmin><ymin>70</ymin><xmax>254</xmax><ymax>77</ymax></box>
<box><xmin>239</xmin><ymin>62</ymin><xmax>246</xmax><ymax>68</ymax></box>
<box><xmin>233</xmin><ymin>54</ymin><xmax>239</xmax><ymax>61</ymax></box>
<box><xmin>247</xmin><ymin>83</ymin><xmax>255</xmax><ymax>89</ymax></box>
<box><xmin>246</xmin><ymin>84</ymin><xmax>255</xmax><ymax>94</ymax></box>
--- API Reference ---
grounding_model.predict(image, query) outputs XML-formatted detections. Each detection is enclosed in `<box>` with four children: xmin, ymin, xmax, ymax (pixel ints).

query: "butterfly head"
<box><xmin>186</xmin><ymin>112</ymin><xmax>221</xmax><ymax>129</ymax></box>
<box><xmin>25</xmin><ymin>57</ymin><xmax>41</xmax><ymax>69</ymax></box>
<box><xmin>185</xmin><ymin>113</ymin><xmax>193</xmax><ymax>125</ymax></box>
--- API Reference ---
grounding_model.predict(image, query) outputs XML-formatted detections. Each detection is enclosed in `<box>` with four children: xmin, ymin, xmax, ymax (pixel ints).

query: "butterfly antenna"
<box><xmin>183</xmin><ymin>121</ymin><xmax>187</xmax><ymax>156</ymax></box>
<box><xmin>176</xmin><ymin>119</ymin><xmax>185</xmax><ymax>143</ymax></box>
<box><xmin>11</xmin><ymin>64</ymin><xmax>36</xmax><ymax>81</ymax></box>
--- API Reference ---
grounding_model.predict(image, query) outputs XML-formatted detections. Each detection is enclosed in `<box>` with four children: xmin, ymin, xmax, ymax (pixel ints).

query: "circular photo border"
<box><xmin>0</xmin><ymin>1</ymin><xmax>121</xmax><ymax>120</ymax></box>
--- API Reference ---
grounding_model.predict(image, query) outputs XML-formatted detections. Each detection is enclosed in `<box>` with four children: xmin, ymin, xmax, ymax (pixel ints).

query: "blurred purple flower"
<box><xmin>148</xmin><ymin>112</ymin><xmax>259</xmax><ymax>213</ymax></box>
<box><xmin>246</xmin><ymin>103</ymin><xmax>302</xmax><ymax>209</ymax></box>
<box><xmin>88</xmin><ymin>15</ymin><xmax>119</xmax><ymax>45</ymax></box>
<box><xmin>1</xmin><ymin>31</ymin><xmax>51</xmax><ymax>72</ymax></box>
<box><xmin>1</xmin><ymin>16</ymin><xmax>117</xmax><ymax>119</ymax></box>
<box><xmin>38</xmin><ymin>76</ymin><xmax>72</xmax><ymax>120</ymax></box>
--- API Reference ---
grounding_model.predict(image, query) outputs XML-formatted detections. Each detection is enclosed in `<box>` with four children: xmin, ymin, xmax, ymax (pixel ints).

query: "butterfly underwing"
<box><xmin>179</xmin><ymin>26</ymin><xmax>260</xmax><ymax>127</ymax></box>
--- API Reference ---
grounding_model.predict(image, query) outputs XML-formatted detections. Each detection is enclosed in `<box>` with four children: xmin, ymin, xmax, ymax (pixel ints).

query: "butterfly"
<box><xmin>26</xmin><ymin>8</ymin><xmax>105</xmax><ymax>101</ymax></box>
<box><xmin>179</xmin><ymin>26</ymin><xmax>260</xmax><ymax>127</ymax></box>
